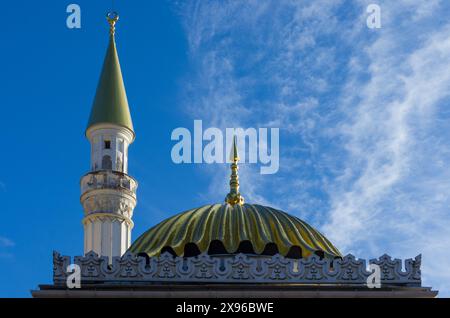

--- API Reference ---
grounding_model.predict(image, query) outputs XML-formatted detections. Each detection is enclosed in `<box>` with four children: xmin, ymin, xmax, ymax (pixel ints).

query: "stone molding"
<box><xmin>53</xmin><ymin>251</ymin><xmax>422</xmax><ymax>287</ymax></box>
<box><xmin>81</xmin><ymin>171</ymin><xmax>138</xmax><ymax>196</ymax></box>
<box><xmin>81</xmin><ymin>193</ymin><xmax>136</xmax><ymax>219</ymax></box>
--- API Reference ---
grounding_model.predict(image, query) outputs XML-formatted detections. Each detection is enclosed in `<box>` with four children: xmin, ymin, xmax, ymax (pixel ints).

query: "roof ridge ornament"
<box><xmin>225</xmin><ymin>136</ymin><xmax>245</xmax><ymax>206</ymax></box>
<box><xmin>106</xmin><ymin>11</ymin><xmax>119</xmax><ymax>36</ymax></box>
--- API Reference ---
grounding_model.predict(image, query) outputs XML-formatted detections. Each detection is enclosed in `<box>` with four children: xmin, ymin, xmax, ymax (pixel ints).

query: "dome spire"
<box><xmin>225</xmin><ymin>136</ymin><xmax>245</xmax><ymax>206</ymax></box>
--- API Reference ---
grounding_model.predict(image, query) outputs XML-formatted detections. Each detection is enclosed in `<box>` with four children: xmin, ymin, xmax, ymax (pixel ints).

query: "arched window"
<box><xmin>102</xmin><ymin>155</ymin><xmax>112</xmax><ymax>170</ymax></box>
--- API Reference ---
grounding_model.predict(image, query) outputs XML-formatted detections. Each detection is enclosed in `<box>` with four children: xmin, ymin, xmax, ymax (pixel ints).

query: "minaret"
<box><xmin>80</xmin><ymin>12</ymin><xmax>137</xmax><ymax>261</ymax></box>
<box><xmin>225</xmin><ymin>136</ymin><xmax>245</xmax><ymax>206</ymax></box>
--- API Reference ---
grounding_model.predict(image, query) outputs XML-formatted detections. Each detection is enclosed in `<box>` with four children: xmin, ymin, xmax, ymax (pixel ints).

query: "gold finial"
<box><xmin>106</xmin><ymin>12</ymin><xmax>119</xmax><ymax>36</ymax></box>
<box><xmin>225</xmin><ymin>136</ymin><xmax>245</xmax><ymax>206</ymax></box>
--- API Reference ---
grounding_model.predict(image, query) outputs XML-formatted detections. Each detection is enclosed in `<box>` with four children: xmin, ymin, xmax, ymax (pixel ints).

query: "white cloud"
<box><xmin>177</xmin><ymin>0</ymin><xmax>450</xmax><ymax>296</ymax></box>
<box><xmin>322</xmin><ymin>1</ymin><xmax>450</xmax><ymax>296</ymax></box>
<box><xmin>177</xmin><ymin>0</ymin><xmax>348</xmax><ymax>214</ymax></box>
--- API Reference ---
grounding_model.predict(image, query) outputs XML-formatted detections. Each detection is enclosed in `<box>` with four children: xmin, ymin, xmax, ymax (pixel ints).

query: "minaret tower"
<box><xmin>80</xmin><ymin>12</ymin><xmax>137</xmax><ymax>260</ymax></box>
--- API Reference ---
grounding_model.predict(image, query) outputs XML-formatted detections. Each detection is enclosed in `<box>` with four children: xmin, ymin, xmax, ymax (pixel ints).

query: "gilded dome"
<box><xmin>128</xmin><ymin>203</ymin><xmax>341</xmax><ymax>259</ymax></box>
<box><xmin>130</xmin><ymin>137</ymin><xmax>341</xmax><ymax>259</ymax></box>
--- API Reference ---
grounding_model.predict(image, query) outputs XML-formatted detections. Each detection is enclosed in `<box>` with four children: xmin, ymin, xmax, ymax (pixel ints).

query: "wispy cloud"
<box><xmin>323</xmin><ymin>0</ymin><xmax>450</xmax><ymax>295</ymax></box>
<box><xmin>176</xmin><ymin>0</ymin><xmax>450</xmax><ymax>295</ymax></box>
<box><xmin>0</xmin><ymin>236</ymin><xmax>15</xmax><ymax>248</ymax></box>
<box><xmin>176</xmin><ymin>0</ymin><xmax>350</xmax><ymax>212</ymax></box>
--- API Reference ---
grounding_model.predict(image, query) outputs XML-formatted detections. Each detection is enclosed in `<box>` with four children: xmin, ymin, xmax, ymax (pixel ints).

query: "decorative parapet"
<box><xmin>81</xmin><ymin>170</ymin><xmax>138</xmax><ymax>195</ymax></box>
<box><xmin>53</xmin><ymin>251</ymin><xmax>422</xmax><ymax>287</ymax></box>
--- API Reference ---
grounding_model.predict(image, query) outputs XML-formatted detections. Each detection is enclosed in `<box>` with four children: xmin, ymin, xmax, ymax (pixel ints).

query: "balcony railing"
<box><xmin>81</xmin><ymin>170</ymin><xmax>138</xmax><ymax>195</ymax></box>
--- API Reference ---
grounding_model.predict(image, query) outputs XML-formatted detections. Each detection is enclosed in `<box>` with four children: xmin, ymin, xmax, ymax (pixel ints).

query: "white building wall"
<box><xmin>112</xmin><ymin>221</ymin><xmax>122</xmax><ymax>257</ymax></box>
<box><xmin>93</xmin><ymin>222</ymin><xmax>102</xmax><ymax>255</ymax></box>
<box><xmin>101</xmin><ymin>220</ymin><xmax>111</xmax><ymax>259</ymax></box>
<box><xmin>88</xmin><ymin>126</ymin><xmax>132</xmax><ymax>173</ymax></box>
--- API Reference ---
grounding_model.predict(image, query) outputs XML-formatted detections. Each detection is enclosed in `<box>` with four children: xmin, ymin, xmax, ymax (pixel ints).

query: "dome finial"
<box><xmin>225</xmin><ymin>135</ymin><xmax>245</xmax><ymax>206</ymax></box>
<box><xmin>106</xmin><ymin>11</ymin><xmax>119</xmax><ymax>36</ymax></box>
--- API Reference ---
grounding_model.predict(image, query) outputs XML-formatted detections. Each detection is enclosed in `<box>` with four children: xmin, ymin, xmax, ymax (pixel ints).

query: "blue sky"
<box><xmin>1</xmin><ymin>0</ymin><xmax>450</xmax><ymax>297</ymax></box>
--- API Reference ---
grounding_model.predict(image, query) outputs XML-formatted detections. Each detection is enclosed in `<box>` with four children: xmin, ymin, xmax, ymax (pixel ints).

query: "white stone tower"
<box><xmin>80</xmin><ymin>12</ymin><xmax>137</xmax><ymax>260</ymax></box>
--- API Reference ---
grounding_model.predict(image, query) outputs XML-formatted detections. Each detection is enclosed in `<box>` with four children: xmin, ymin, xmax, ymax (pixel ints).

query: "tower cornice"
<box><xmin>86</xmin><ymin>123</ymin><xmax>135</xmax><ymax>143</ymax></box>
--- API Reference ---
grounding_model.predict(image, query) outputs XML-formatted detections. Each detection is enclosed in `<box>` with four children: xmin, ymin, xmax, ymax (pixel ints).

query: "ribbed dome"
<box><xmin>128</xmin><ymin>203</ymin><xmax>341</xmax><ymax>259</ymax></box>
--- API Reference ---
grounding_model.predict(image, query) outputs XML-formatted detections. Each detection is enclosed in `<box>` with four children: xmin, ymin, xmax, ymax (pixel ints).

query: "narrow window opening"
<box><xmin>104</xmin><ymin>140</ymin><xmax>111</xmax><ymax>149</ymax></box>
<box><xmin>102</xmin><ymin>155</ymin><xmax>112</xmax><ymax>170</ymax></box>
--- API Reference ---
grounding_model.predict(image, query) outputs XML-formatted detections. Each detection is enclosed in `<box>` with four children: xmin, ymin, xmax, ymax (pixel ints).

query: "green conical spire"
<box><xmin>87</xmin><ymin>12</ymin><xmax>134</xmax><ymax>134</ymax></box>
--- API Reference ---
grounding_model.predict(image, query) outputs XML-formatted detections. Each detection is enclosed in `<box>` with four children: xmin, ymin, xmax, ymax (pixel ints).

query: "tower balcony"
<box><xmin>81</xmin><ymin>170</ymin><xmax>138</xmax><ymax>196</ymax></box>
